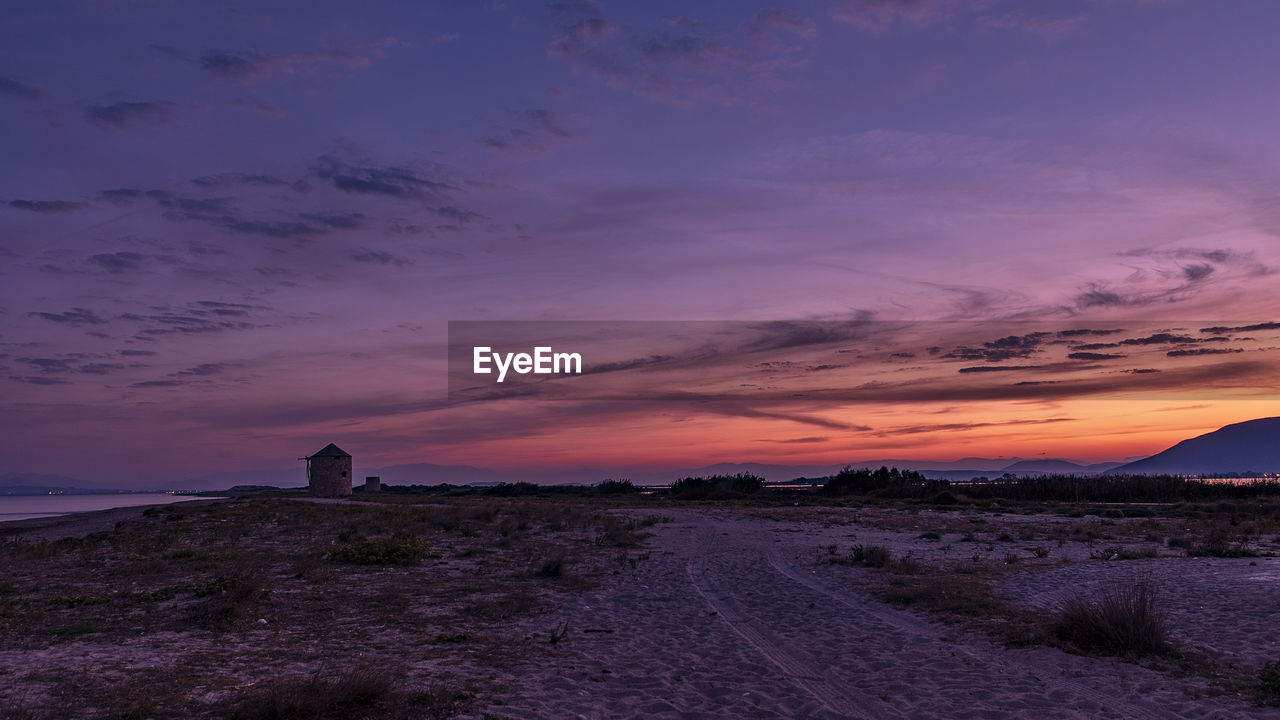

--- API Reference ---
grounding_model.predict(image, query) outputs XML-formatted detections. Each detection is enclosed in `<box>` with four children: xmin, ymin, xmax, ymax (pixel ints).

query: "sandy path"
<box><xmin>481</xmin><ymin>508</ymin><xmax>1280</xmax><ymax>719</ymax></box>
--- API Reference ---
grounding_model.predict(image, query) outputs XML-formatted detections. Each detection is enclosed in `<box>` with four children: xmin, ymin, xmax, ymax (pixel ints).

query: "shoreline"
<box><xmin>0</xmin><ymin>498</ymin><xmax>230</xmax><ymax>542</ymax></box>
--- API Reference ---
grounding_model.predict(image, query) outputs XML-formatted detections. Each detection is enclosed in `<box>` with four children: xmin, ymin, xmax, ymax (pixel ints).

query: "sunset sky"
<box><xmin>3</xmin><ymin>1</ymin><xmax>1279</xmax><ymax>486</ymax></box>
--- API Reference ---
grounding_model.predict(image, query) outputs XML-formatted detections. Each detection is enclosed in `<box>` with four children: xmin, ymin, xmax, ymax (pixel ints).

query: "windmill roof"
<box><xmin>309</xmin><ymin>442</ymin><xmax>351</xmax><ymax>458</ymax></box>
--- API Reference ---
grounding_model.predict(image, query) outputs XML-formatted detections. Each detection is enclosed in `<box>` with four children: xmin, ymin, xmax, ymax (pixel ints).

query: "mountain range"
<box><xmin>130</xmin><ymin>457</ymin><xmax>1135</xmax><ymax>491</ymax></box>
<box><xmin>3</xmin><ymin>416</ymin><xmax>1276</xmax><ymax>493</ymax></box>
<box><xmin>1114</xmin><ymin>417</ymin><xmax>1280</xmax><ymax>475</ymax></box>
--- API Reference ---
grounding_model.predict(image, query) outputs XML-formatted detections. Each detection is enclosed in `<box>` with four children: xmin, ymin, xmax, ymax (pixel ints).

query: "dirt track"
<box><xmin>485</xmin><ymin>508</ymin><xmax>1279</xmax><ymax>719</ymax></box>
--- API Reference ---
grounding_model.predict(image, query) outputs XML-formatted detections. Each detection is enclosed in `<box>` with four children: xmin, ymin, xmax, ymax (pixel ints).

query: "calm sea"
<box><xmin>0</xmin><ymin>494</ymin><xmax>214</xmax><ymax>523</ymax></box>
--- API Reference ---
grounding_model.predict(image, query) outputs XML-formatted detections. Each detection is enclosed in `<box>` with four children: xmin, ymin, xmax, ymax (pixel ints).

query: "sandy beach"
<box><xmin>2</xmin><ymin>496</ymin><xmax>1280</xmax><ymax>718</ymax></box>
<box><xmin>482</xmin><ymin>506</ymin><xmax>1280</xmax><ymax>719</ymax></box>
<box><xmin>0</xmin><ymin>499</ymin><xmax>228</xmax><ymax>542</ymax></box>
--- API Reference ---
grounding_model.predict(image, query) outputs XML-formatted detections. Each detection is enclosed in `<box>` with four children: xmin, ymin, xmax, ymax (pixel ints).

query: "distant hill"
<box><xmin>7</xmin><ymin>451</ymin><xmax>1154</xmax><ymax>493</ymax></box>
<box><xmin>158</xmin><ymin>468</ymin><xmax>303</xmax><ymax>493</ymax></box>
<box><xmin>1114</xmin><ymin>417</ymin><xmax>1280</xmax><ymax>475</ymax></box>
<box><xmin>1000</xmin><ymin>459</ymin><xmax>1126</xmax><ymax>475</ymax></box>
<box><xmin>162</xmin><ymin>459</ymin><xmax>1038</xmax><ymax>491</ymax></box>
<box><xmin>639</xmin><ymin>458</ymin><xmax>1046</xmax><ymax>483</ymax></box>
<box><xmin>0</xmin><ymin>472</ymin><xmax>119</xmax><ymax>495</ymax></box>
<box><xmin>163</xmin><ymin>462</ymin><xmax>606</xmax><ymax>491</ymax></box>
<box><xmin>360</xmin><ymin>463</ymin><xmax>519</xmax><ymax>486</ymax></box>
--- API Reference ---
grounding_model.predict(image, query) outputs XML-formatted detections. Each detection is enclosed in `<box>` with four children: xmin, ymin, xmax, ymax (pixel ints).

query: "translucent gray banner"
<box><xmin>447</xmin><ymin>320</ymin><xmax>1280</xmax><ymax>403</ymax></box>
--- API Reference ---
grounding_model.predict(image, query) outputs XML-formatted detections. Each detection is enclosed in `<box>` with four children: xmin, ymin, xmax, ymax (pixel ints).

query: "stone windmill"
<box><xmin>302</xmin><ymin>443</ymin><xmax>352</xmax><ymax>497</ymax></box>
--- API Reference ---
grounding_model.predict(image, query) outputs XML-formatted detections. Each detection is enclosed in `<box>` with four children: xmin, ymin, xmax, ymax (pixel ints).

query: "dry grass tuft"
<box><xmin>329</xmin><ymin>534</ymin><xmax>432</xmax><ymax>565</ymax></box>
<box><xmin>537</xmin><ymin>554</ymin><xmax>565</xmax><ymax>578</ymax></box>
<box><xmin>1053</xmin><ymin>579</ymin><xmax>1170</xmax><ymax>658</ymax></box>
<box><xmin>1259</xmin><ymin>661</ymin><xmax>1280</xmax><ymax>705</ymax></box>
<box><xmin>224</xmin><ymin>669</ymin><xmax>469</xmax><ymax>720</ymax></box>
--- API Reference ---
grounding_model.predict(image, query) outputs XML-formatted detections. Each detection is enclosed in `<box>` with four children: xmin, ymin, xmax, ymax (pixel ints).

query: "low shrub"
<box><xmin>482</xmin><ymin>482</ymin><xmax>541</xmax><ymax>497</ymax></box>
<box><xmin>1092</xmin><ymin>546</ymin><xmax>1158</xmax><ymax>561</ymax></box>
<box><xmin>669</xmin><ymin>473</ymin><xmax>764</xmax><ymax>499</ymax></box>
<box><xmin>225</xmin><ymin>669</ymin><xmax>470</xmax><ymax>720</ymax></box>
<box><xmin>929</xmin><ymin>491</ymin><xmax>959</xmax><ymax>505</ymax></box>
<box><xmin>230</xmin><ymin>671</ymin><xmax>391</xmax><ymax>720</ymax></box>
<box><xmin>1053</xmin><ymin>579</ymin><xmax>1169</xmax><ymax>658</ymax></box>
<box><xmin>852</xmin><ymin>544</ymin><xmax>893</xmax><ymax>568</ymax></box>
<box><xmin>832</xmin><ymin>544</ymin><xmax>920</xmax><ymax>573</ymax></box>
<box><xmin>330</xmin><ymin>534</ymin><xmax>431</xmax><ymax>565</ymax></box>
<box><xmin>822</xmin><ymin>466</ymin><xmax>928</xmax><ymax>496</ymax></box>
<box><xmin>1187</xmin><ymin>543</ymin><xmax>1259</xmax><ymax>558</ymax></box>
<box><xmin>1259</xmin><ymin>661</ymin><xmax>1280</xmax><ymax>704</ymax></box>
<box><xmin>594</xmin><ymin>516</ymin><xmax>647</xmax><ymax>547</ymax></box>
<box><xmin>187</xmin><ymin>571</ymin><xmax>269</xmax><ymax>630</ymax></box>
<box><xmin>537</xmin><ymin>555</ymin><xmax>565</xmax><ymax>578</ymax></box>
<box><xmin>594</xmin><ymin>479</ymin><xmax>638</xmax><ymax>494</ymax></box>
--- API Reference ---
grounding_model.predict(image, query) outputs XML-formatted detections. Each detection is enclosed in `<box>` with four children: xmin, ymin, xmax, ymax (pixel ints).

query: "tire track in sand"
<box><xmin>687</xmin><ymin>557</ymin><xmax>903</xmax><ymax>720</ymax></box>
<box><xmin>764</xmin><ymin>549</ymin><xmax>1172</xmax><ymax>720</ymax></box>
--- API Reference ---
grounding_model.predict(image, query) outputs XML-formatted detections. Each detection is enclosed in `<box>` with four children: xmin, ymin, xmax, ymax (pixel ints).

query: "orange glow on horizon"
<box><xmin>410</xmin><ymin>398</ymin><xmax>1275</xmax><ymax>471</ymax></box>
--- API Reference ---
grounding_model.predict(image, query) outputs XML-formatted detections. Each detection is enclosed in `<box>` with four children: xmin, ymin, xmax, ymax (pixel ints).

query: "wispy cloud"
<box><xmin>0</xmin><ymin>75</ymin><xmax>43</xmax><ymax>101</ymax></box>
<box><xmin>85</xmin><ymin>101</ymin><xmax>172</xmax><ymax>129</ymax></box>
<box><xmin>88</xmin><ymin>252</ymin><xmax>150</xmax><ymax>273</ymax></box>
<box><xmin>311</xmin><ymin>155</ymin><xmax>459</xmax><ymax>201</ymax></box>
<box><xmin>9</xmin><ymin>199</ymin><xmax>88</xmax><ymax>213</ymax></box>
<box><xmin>118</xmin><ymin>300</ymin><xmax>273</xmax><ymax>340</ymax></box>
<box><xmin>199</xmin><ymin>48</ymin><xmax>369</xmax><ymax>84</ymax></box>
<box><xmin>832</xmin><ymin>0</ymin><xmax>962</xmax><ymax>32</ymax></box>
<box><xmin>351</xmin><ymin>249</ymin><xmax>412</xmax><ymax>266</ymax></box>
<box><xmin>545</xmin><ymin>5</ymin><xmax>818</xmax><ymax>105</ymax></box>
<box><xmin>833</xmin><ymin>0</ymin><xmax>1086</xmax><ymax>39</ymax></box>
<box><xmin>28</xmin><ymin>308</ymin><xmax>109</xmax><ymax>326</ymax></box>
<box><xmin>981</xmin><ymin>11</ymin><xmax>1085</xmax><ymax>40</ymax></box>
<box><xmin>750</xmin><ymin>8</ymin><xmax>818</xmax><ymax>39</ymax></box>
<box><xmin>485</xmin><ymin>108</ymin><xmax>577</xmax><ymax>154</ymax></box>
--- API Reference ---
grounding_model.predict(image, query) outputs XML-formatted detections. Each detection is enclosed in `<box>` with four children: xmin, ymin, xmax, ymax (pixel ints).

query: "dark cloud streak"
<box><xmin>28</xmin><ymin>308</ymin><xmax>108</xmax><ymax>326</ymax></box>
<box><xmin>9</xmin><ymin>199</ymin><xmax>88</xmax><ymax>213</ymax></box>
<box><xmin>0</xmin><ymin>75</ymin><xmax>44</xmax><ymax>100</ymax></box>
<box><xmin>85</xmin><ymin>101</ymin><xmax>171</xmax><ymax>129</ymax></box>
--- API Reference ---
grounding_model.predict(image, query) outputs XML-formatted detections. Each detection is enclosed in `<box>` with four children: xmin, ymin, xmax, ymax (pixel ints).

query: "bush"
<box><xmin>953</xmin><ymin>474</ymin><xmax>1280</xmax><ymax>503</ymax></box>
<box><xmin>1184</xmin><ymin>523</ymin><xmax>1258</xmax><ymax>557</ymax></box>
<box><xmin>832</xmin><ymin>544</ymin><xmax>920</xmax><ymax>573</ymax></box>
<box><xmin>929</xmin><ymin>491</ymin><xmax>959</xmax><ymax>505</ymax></box>
<box><xmin>230</xmin><ymin>671</ymin><xmax>391</xmax><ymax>720</ymax></box>
<box><xmin>669</xmin><ymin>473</ymin><xmax>764</xmax><ymax>499</ymax></box>
<box><xmin>594</xmin><ymin>516</ymin><xmax>647</xmax><ymax>547</ymax></box>
<box><xmin>852</xmin><ymin>544</ymin><xmax>893</xmax><ymax>568</ymax></box>
<box><xmin>225</xmin><ymin>669</ymin><xmax>469</xmax><ymax>720</ymax></box>
<box><xmin>594</xmin><ymin>479</ymin><xmax>638</xmax><ymax>494</ymax></box>
<box><xmin>1260</xmin><ymin>661</ymin><xmax>1280</xmax><ymax>704</ymax></box>
<box><xmin>482</xmin><ymin>482</ymin><xmax>540</xmax><ymax>497</ymax></box>
<box><xmin>537</xmin><ymin>555</ymin><xmax>565</xmax><ymax>578</ymax></box>
<box><xmin>1053</xmin><ymin>579</ymin><xmax>1169</xmax><ymax>657</ymax></box>
<box><xmin>187</xmin><ymin>570</ymin><xmax>269</xmax><ymax>630</ymax></box>
<box><xmin>823</xmin><ymin>466</ymin><xmax>928</xmax><ymax>495</ymax></box>
<box><xmin>330</xmin><ymin>534</ymin><xmax>431</xmax><ymax>565</ymax></box>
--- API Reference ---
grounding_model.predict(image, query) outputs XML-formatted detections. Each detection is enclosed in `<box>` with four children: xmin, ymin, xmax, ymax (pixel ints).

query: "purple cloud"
<box><xmin>85</xmin><ymin>101</ymin><xmax>172</xmax><ymax>129</ymax></box>
<box><xmin>0</xmin><ymin>75</ymin><xmax>43</xmax><ymax>100</ymax></box>
<box><xmin>9</xmin><ymin>199</ymin><xmax>88</xmax><ymax>213</ymax></box>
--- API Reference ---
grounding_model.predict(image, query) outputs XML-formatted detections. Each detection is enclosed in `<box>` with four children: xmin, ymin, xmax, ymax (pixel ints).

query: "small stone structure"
<box><xmin>303</xmin><ymin>443</ymin><xmax>352</xmax><ymax>497</ymax></box>
<box><xmin>363</xmin><ymin>476</ymin><xmax>381</xmax><ymax>493</ymax></box>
